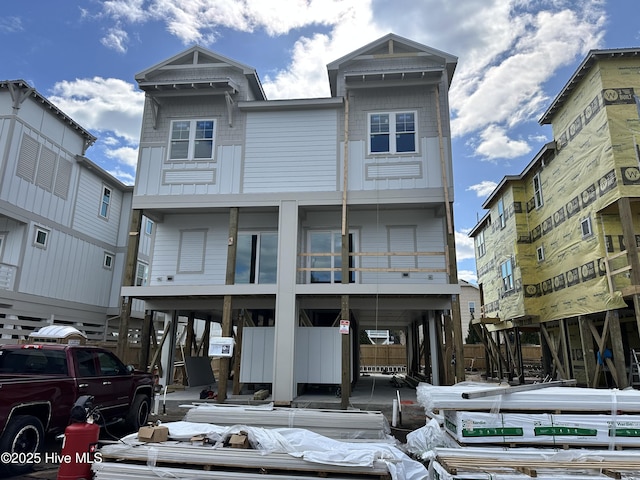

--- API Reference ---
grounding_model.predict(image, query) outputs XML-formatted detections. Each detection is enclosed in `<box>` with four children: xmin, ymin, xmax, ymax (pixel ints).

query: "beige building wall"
<box><xmin>459</xmin><ymin>280</ymin><xmax>480</xmax><ymax>342</ymax></box>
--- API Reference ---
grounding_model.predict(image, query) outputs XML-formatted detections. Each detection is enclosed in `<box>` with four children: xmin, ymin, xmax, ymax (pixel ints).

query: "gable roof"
<box><xmin>327</xmin><ymin>33</ymin><xmax>457</xmax><ymax>96</ymax></box>
<box><xmin>135</xmin><ymin>45</ymin><xmax>266</xmax><ymax>100</ymax></box>
<box><xmin>539</xmin><ymin>48</ymin><xmax>640</xmax><ymax>125</ymax></box>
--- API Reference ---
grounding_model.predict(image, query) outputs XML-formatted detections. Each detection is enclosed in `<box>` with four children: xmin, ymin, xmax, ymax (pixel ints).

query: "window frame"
<box><xmin>476</xmin><ymin>230</ymin><xmax>486</xmax><ymax>258</ymax></box>
<box><xmin>234</xmin><ymin>232</ymin><xmax>278</xmax><ymax>285</ymax></box>
<box><xmin>536</xmin><ymin>245</ymin><xmax>545</xmax><ymax>262</ymax></box>
<box><xmin>533</xmin><ymin>173</ymin><xmax>543</xmax><ymax>209</ymax></box>
<box><xmin>168</xmin><ymin>119</ymin><xmax>216</xmax><ymax>161</ymax></box>
<box><xmin>135</xmin><ymin>261</ymin><xmax>149</xmax><ymax>286</ymax></box>
<box><xmin>34</xmin><ymin>226</ymin><xmax>49</xmax><ymax>249</ymax></box>
<box><xmin>145</xmin><ymin>219</ymin><xmax>154</xmax><ymax>235</ymax></box>
<box><xmin>500</xmin><ymin>258</ymin><xmax>514</xmax><ymax>293</ymax></box>
<box><xmin>581</xmin><ymin>217</ymin><xmax>593</xmax><ymax>238</ymax></box>
<box><xmin>498</xmin><ymin>198</ymin><xmax>506</xmax><ymax>229</ymax></box>
<box><xmin>308</xmin><ymin>230</ymin><xmax>357</xmax><ymax>284</ymax></box>
<box><xmin>99</xmin><ymin>185</ymin><xmax>112</xmax><ymax>219</ymax></box>
<box><xmin>368</xmin><ymin>111</ymin><xmax>417</xmax><ymax>155</ymax></box>
<box><xmin>103</xmin><ymin>252</ymin><xmax>114</xmax><ymax>270</ymax></box>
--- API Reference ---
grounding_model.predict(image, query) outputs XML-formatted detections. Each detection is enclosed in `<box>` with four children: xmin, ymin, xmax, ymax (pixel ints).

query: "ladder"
<box><xmin>629</xmin><ymin>349</ymin><xmax>640</xmax><ymax>388</ymax></box>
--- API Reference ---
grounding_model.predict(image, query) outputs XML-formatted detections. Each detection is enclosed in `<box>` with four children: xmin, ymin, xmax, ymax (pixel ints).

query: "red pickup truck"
<box><xmin>0</xmin><ymin>343</ymin><xmax>154</xmax><ymax>476</ymax></box>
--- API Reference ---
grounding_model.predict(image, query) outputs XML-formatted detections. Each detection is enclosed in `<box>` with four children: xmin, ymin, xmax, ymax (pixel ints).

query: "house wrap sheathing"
<box><xmin>470</xmin><ymin>49</ymin><xmax>640</xmax><ymax>388</ymax></box>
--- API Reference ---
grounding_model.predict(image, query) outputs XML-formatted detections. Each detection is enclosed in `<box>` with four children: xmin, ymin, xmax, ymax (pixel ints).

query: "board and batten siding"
<box><xmin>1</xmin><ymin>127</ymin><xmax>79</xmax><ymax>227</ymax></box>
<box><xmin>240</xmin><ymin>327</ymin><xmax>275</xmax><ymax>383</ymax></box>
<box><xmin>344</xmin><ymin>136</ymin><xmax>449</xmax><ymax>192</ymax></box>
<box><xmin>72</xmin><ymin>169</ymin><xmax>123</xmax><ymax>245</ymax></box>
<box><xmin>243</xmin><ymin>110</ymin><xmax>338</xmax><ymax>193</ymax></box>
<box><xmin>19</xmin><ymin>224</ymin><xmax>115</xmax><ymax>306</ymax></box>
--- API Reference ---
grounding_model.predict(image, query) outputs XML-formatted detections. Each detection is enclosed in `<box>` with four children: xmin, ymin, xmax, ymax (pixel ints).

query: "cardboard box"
<box><xmin>138</xmin><ymin>425</ymin><xmax>169</xmax><ymax>443</ymax></box>
<box><xmin>229</xmin><ymin>432</ymin><xmax>249</xmax><ymax>449</ymax></box>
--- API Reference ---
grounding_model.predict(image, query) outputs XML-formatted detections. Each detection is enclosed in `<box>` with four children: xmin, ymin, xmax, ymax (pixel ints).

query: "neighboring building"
<box><xmin>459</xmin><ymin>279</ymin><xmax>480</xmax><ymax>342</ymax></box>
<box><xmin>469</xmin><ymin>49</ymin><xmax>640</xmax><ymax>387</ymax></box>
<box><xmin>0</xmin><ymin>80</ymin><xmax>140</xmax><ymax>343</ymax></box>
<box><xmin>123</xmin><ymin>33</ymin><xmax>463</xmax><ymax>404</ymax></box>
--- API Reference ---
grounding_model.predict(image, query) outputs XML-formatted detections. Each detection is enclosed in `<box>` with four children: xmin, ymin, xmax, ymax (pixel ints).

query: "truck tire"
<box><xmin>0</xmin><ymin>415</ymin><xmax>44</xmax><ymax>477</ymax></box>
<box><xmin>126</xmin><ymin>394</ymin><xmax>150</xmax><ymax>431</ymax></box>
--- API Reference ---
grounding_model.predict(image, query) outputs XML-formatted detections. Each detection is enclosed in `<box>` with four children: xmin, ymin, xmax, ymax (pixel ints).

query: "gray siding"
<box><xmin>72</xmin><ymin>169</ymin><xmax>123</xmax><ymax>245</ymax></box>
<box><xmin>243</xmin><ymin>110</ymin><xmax>338</xmax><ymax>193</ymax></box>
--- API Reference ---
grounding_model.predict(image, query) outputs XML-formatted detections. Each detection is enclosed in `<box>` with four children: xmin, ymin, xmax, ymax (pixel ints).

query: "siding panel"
<box><xmin>244</xmin><ymin>110</ymin><xmax>337</xmax><ymax>193</ymax></box>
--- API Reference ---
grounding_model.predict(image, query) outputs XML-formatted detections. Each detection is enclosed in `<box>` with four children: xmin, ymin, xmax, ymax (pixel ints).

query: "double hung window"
<box><xmin>169</xmin><ymin>119</ymin><xmax>215</xmax><ymax>160</ymax></box>
<box><xmin>100</xmin><ymin>186</ymin><xmax>111</xmax><ymax>219</ymax></box>
<box><xmin>369</xmin><ymin>112</ymin><xmax>416</xmax><ymax>154</ymax></box>
<box><xmin>500</xmin><ymin>259</ymin><xmax>514</xmax><ymax>292</ymax></box>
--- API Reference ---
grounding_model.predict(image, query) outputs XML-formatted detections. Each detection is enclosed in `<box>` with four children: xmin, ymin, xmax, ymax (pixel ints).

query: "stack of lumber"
<box><xmin>183</xmin><ymin>403</ymin><xmax>391</xmax><ymax>440</ymax></box>
<box><xmin>416</xmin><ymin>381</ymin><xmax>640</xmax><ymax>449</ymax></box>
<box><xmin>93</xmin><ymin>420</ymin><xmax>429</xmax><ymax>480</ymax></box>
<box><xmin>416</xmin><ymin>381</ymin><xmax>640</xmax><ymax>413</ymax></box>
<box><xmin>430</xmin><ymin>447</ymin><xmax>640</xmax><ymax>479</ymax></box>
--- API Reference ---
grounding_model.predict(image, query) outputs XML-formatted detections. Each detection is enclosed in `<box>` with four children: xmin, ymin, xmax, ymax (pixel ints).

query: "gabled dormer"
<box><xmin>326</xmin><ymin>33</ymin><xmax>457</xmax><ymax>97</ymax></box>
<box><xmin>135</xmin><ymin>45</ymin><xmax>265</xmax><ymax>100</ymax></box>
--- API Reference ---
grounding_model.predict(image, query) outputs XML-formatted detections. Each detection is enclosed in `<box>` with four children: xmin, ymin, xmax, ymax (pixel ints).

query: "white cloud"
<box><xmin>475</xmin><ymin>125</ymin><xmax>531</xmax><ymax>160</ymax></box>
<box><xmin>101</xmin><ymin>25</ymin><xmax>129</xmax><ymax>53</ymax></box>
<box><xmin>104</xmin><ymin>145</ymin><xmax>139</xmax><ymax>169</ymax></box>
<box><xmin>467</xmin><ymin>181</ymin><xmax>498</xmax><ymax>198</ymax></box>
<box><xmin>458</xmin><ymin>270</ymin><xmax>477</xmax><ymax>284</ymax></box>
<box><xmin>455</xmin><ymin>230</ymin><xmax>476</xmax><ymax>261</ymax></box>
<box><xmin>48</xmin><ymin>77</ymin><xmax>144</xmax><ymax>145</ymax></box>
<box><xmin>0</xmin><ymin>16</ymin><xmax>23</xmax><ymax>34</ymax></box>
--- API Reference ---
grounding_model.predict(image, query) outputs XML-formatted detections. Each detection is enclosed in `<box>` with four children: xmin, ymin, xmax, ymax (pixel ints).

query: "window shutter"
<box><xmin>17</xmin><ymin>134</ymin><xmax>39</xmax><ymax>182</ymax></box>
<box><xmin>54</xmin><ymin>159</ymin><xmax>72</xmax><ymax>199</ymax></box>
<box><xmin>178</xmin><ymin>230</ymin><xmax>206</xmax><ymax>273</ymax></box>
<box><xmin>36</xmin><ymin>146</ymin><xmax>57</xmax><ymax>191</ymax></box>
<box><xmin>388</xmin><ymin>226</ymin><xmax>417</xmax><ymax>268</ymax></box>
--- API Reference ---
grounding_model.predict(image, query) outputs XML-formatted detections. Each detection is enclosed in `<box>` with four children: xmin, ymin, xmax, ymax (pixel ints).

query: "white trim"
<box><xmin>368</xmin><ymin>111</ymin><xmax>418</xmax><ymax>155</ymax></box>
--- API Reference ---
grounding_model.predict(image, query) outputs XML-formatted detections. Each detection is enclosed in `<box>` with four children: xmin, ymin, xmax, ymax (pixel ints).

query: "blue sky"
<box><xmin>2</xmin><ymin>0</ymin><xmax>639</xmax><ymax>283</ymax></box>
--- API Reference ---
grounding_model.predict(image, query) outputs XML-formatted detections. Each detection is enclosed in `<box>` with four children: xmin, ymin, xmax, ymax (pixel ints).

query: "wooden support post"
<box><xmin>138</xmin><ymin>310</ymin><xmax>153</xmax><ymax>372</ymax></box>
<box><xmin>218</xmin><ymin>207</ymin><xmax>239</xmax><ymax>403</ymax></box>
<box><xmin>540</xmin><ymin>323</ymin><xmax>569</xmax><ymax>380</ymax></box>
<box><xmin>578</xmin><ymin>316</ymin><xmax>597</xmax><ymax>387</ymax></box>
<box><xmin>444</xmin><ymin>314</ymin><xmax>454</xmax><ymax>385</ymax></box>
<box><xmin>559</xmin><ymin>319</ymin><xmax>571</xmax><ymax>379</ymax></box>
<box><xmin>340</xmin><ymin>294</ymin><xmax>350</xmax><ymax>409</ymax></box>
<box><xmin>514</xmin><ymin>327</ymin><xmax>524</xmax><ymax>384</ymax></box>
<box><xmin>117</xmin><ymin>209</ymin><xmax>142</xmax><ymax>359</ymax></box>
<box><xmin>185</xmin><ymin>313</ymin><xmax>195</xmax><ymax>357</ymax></box>
<box><xmin>232</xmin><ymin>315</ymin><xmax>244</xmax><ymax>395</ymax></box>
<box><xmin>609</xmin><ymin>309</ymin><xmax>629</xmax><ymax>389</ymax></box>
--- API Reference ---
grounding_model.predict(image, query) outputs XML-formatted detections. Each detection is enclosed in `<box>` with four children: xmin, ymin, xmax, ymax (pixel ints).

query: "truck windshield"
<box><xmin>0</xmin><ymin>349</ymin><xmax>68</xmax><ymax>375</ymax></box>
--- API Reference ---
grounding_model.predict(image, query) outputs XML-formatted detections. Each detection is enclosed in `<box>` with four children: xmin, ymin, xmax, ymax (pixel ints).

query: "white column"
<box><xmin>272</xmin><ymin>200</ymin><xmax>299</xmax><ymax>404</ymax></box>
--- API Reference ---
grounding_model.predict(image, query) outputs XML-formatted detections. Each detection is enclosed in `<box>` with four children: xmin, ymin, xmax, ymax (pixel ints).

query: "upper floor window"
<box><xmin>369</xmin><ymin>112</ymin><xmax>416</xmax><ymax>154</ymax></box>
<box><xmin>235</xmin><ymin>232</ymin><xmax>278</xmax><ymax>284</ymax></box>
<box><xmin>498</xmin><ymin>198</ymin><xmax>506</xmax><ymax>229</ymax></box>
<box><xmin>533</xmin><ymin>173</ymin><xmax>543</xmax><ymax>209</ymax></box>
<box><xmin>581</xmin><ymin>216</ymin><xmax>593</xmax><ymax>238</ymax></box>
<box><xmin>34</xmin><ymin>226</ymin><xmax>49</xmax><ymax>249</ymax></box>
<box><xmin>536</xmin><ymin>245</ymin><xmax>545</xmax><ymax>262</ymax></box>
<box><xmin>100</xmin><ymin>186</ymin><xmax>111</xmax><ymax>219</ymax></box>
<box><xmin>500</xmin><ymin>258</ymin><xmax>514</xmax><ymax>292</ymax></box>
<box><xmin>469</xmin><ymin>301</ymin><xmax>475</xmax><ymax>314</ymax></box>
<box><xmin>169</xmin><ymin>119</ymin><xmax>215</xmax><ymax>160</ymax></box>
<box><xmin>309</xmin><ymin>231</ymin><xmax>355</xmax><ymax>283</ymax></box>
<box><xmin>476</xmin><ymin>230</ymin><xmax>486</xmax><ymax>257</ymax></box>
